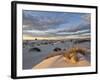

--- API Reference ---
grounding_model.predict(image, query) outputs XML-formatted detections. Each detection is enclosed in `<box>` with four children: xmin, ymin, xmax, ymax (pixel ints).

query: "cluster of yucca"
<box><xmin>63</xmin><ymin>47</ymin><xmax>87</xmax><ymax>64</ymax></box>
<box><xmin>45</xmin><ymin>47</ymin><xmax>87</xmax><ymax>64</ymax></box>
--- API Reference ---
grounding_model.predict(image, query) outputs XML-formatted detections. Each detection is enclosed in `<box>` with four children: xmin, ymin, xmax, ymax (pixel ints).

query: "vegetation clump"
<box><xmin>53</xmin><ymin>47</ymin><xmax>62</xmax><ymax>52</ymax></box>
<box><xmin>29</xmin><ymin>47</ymin><xmax>41</xmax><ymax>52</ymax></box>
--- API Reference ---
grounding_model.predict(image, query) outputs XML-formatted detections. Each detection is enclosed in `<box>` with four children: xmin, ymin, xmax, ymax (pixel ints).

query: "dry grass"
<box><xmin>45</xmin><ymin>47</ymin><xmax>88</xmax><ymax>64</ymax></box>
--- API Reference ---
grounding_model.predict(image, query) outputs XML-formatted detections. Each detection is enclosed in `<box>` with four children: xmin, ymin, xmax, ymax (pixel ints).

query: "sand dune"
<box><xmin>33</xmin><ymin>55</ymin><xmax>90</xmax><ymax>69</ymax></box>
<box><xmin>23</xmin><ymin>40</ymin><xmax>90</xmax><ymax>69</ymax></box>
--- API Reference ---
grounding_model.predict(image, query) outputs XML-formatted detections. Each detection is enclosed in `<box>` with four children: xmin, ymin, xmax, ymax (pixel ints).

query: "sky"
<box><xmin>23</xmin><ymin>10</ymin><xmax>91</xmax><ymax>40</ymax></box>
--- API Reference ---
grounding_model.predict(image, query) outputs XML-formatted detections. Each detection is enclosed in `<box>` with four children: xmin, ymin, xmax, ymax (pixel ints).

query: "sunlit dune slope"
<box><xmin>33</xmin><ymin>54</ymin><xmax>90</xmax><ymax>69</ymax></box>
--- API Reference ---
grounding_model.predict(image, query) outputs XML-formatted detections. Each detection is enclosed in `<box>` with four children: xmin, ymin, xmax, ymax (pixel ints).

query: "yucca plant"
<box><xmin>63</xmin><ymin>47</ymin><xmax>86</xmax><ymax>64</ymax></box>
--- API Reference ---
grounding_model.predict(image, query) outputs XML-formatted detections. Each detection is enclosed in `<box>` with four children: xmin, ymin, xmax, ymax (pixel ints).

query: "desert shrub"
<box><xmin>67</xmin><ymin>47</ymin><xmax>86</xmax><ymax>55</ymax></box>
<box><xmin>63</xmin><ymin>47</ymin><xmax>87</xmax><ymax>63</ymax></box>
<box><xmin>53</xmin><ymin>47</ymin><xmax>61</xmax><ymax>52</ymax></box>
<box><xmin>29</xmin><ymin>47</ymin><xmax>41</xmax><ymax>52</ymax></box>
<box><xmin>70</xmin><ymin>54</ymin><xmax>79</xmax><ymax>64</ymax></box>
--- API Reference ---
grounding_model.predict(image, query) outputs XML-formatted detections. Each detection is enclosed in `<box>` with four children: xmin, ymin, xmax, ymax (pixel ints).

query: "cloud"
<box><xmin>23</xmin><ymin>10</ymin><xmax>91</xmax><ymax>38</ymax></box>
<box><xmin>23</xmin><ymin>10</ymin><xmax>69</xmax><ymax>31</ymax></box>
<box><xmin>23</xmin><ymin>29</ymin><xmax>90</xmax><ymax>38</ymax></box>
<box><xmin>80</xmin><ymin>13</ymin><xmax>91</xmax><ymax>27</ymax></box>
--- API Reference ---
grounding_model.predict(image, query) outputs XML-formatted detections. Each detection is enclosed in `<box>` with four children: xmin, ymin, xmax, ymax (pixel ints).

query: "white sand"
<box><xmin>33</xmin><ymin>55</ymin><xmax>90</xmax><ymax>69</ymax></box>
